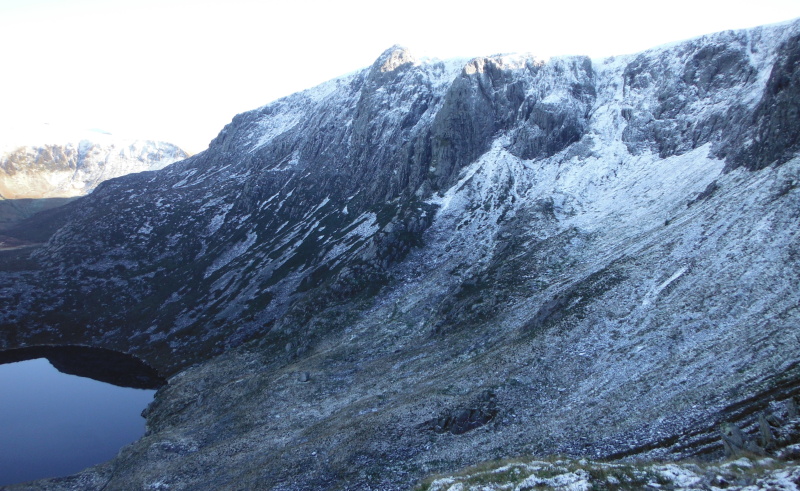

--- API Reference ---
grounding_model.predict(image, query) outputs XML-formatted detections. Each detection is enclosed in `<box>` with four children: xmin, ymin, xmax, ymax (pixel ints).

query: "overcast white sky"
<box><xmin>1</xmin><ymin>0</ymin><xmax>799</xmax><ymax>153</ymax></box>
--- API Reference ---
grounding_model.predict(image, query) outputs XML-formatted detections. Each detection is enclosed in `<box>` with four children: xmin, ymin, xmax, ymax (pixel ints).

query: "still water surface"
<box><xmin>0</xmin><ymin>358</ymin><xmax>155</xmax><ymax>485</ymax></box>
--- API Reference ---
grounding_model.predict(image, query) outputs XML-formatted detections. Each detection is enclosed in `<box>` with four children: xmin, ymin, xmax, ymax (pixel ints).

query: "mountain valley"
<box><xmin>1</xmin><ymin>19</ymin><xmax>800</xmax><ymax>490</ymax></box>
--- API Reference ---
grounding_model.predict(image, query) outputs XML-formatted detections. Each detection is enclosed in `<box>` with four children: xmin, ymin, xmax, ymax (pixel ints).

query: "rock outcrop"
<box><xmin>2</xmin><ymin>19</ymin><xmax>800</xmax><ymax>490</ymax></box>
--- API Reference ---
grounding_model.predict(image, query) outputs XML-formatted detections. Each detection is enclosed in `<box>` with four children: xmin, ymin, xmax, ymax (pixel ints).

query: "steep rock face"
<box><xmin>2</xmin><ymin>19</ymin><xmax>800</xmax><ymax>490</ymax></box>
<box><xmin>731</xmin><ymin>33</ymin><xmax>800</xmax><ymax>169</ymax></box>
<box><xmin>430</xmin><ymin>55</ymin><xmax>595</xmax><ymax>189</ymax></box>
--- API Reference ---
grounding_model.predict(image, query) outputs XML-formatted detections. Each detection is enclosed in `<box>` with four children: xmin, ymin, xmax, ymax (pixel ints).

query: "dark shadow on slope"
<box><xmin>0</xmin><ymin>197</ymin><xmax>79</xmax><ymax>231</ymax></box>
<box><xmin>0</xmin><ymin>345</ymin><xmax>167</xmax><ymax>389</ymax></box>
<box><xmin>0</xmin><ymin>197</ymin><xmax>84</xmax><ymax>244</ymax></box>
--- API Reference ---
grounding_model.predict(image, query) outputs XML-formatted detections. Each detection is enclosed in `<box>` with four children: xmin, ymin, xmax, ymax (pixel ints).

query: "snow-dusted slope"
<box><xmin>2</xmin><ymin>19</ymin><xmax>800</xmax><ymax>490</ymax></box>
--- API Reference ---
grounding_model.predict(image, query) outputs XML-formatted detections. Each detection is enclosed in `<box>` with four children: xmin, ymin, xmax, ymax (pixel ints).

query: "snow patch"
<box><xmin>206</xmin><ymin>203</ymin><xmax>234</xmax><ymax>235</ymax></box>
<box><xmin>204</xmin><ymin>231</ymin><xmax>258</xmax><ymax>278</ymax></box>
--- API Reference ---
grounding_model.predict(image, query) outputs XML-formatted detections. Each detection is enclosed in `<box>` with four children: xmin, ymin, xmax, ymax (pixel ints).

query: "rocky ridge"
<box><xmin>1</xmin><ymin>18</ymin><xmax>800</xmax><ymax>490</ymax></box>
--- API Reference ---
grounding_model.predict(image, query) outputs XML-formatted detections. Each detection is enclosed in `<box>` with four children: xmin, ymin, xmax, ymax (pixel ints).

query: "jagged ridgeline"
<box><xmin>1</xmin><ymin>18</ymin><xmax>800</xmax><ymax>490</ymax></box>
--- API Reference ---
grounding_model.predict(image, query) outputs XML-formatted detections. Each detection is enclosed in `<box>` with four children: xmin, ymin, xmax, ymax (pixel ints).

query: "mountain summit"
<box><xmin>374</xmin><ymin>45</ymin><xmax>417</xmax><ymax>72</ymax></box>
<box><xmin>2</xmin><ymin>19</ymin><xmax>800</xmax><ymax>489</ymax></box>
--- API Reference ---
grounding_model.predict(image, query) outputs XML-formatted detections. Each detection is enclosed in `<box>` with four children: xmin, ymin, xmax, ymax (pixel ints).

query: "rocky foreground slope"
<box><xmin>0</xmin><ymin>134</ymin><xmax>187</xmax><ymax>230</ymax></box>
<box><xmin>2</xmin><ymin>18</ymin><xmax>800</xmax><ymax>489</ymax></box>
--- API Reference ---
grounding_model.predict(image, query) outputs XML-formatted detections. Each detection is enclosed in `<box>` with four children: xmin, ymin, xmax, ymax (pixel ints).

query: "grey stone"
<box><xmin>759</xmin><ymin>413</ymin><xmax>775</xmax><ymax>450</ymax></box>
<box><xmin>788</xmin><ymin>397</ymin><xmax>799</xmax><ymax>419</ymax></box>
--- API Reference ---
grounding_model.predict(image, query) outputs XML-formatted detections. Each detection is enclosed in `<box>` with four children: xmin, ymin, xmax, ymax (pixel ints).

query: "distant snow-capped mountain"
<box><xmin>0</xmin><ymin>131</ymin><xmax>188</xmax><ymax>228</ymax></box>
<box><xmin>0</xmin><ymin>132</ymin><xmax>188</xmax><ymax>200</ymax></box>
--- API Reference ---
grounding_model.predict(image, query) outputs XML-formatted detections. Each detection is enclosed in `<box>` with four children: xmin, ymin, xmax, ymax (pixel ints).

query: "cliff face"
<box><xmin>3</xmin><ymin>19</ymin><xmax>800</xmax><ymax>490</ymax></box>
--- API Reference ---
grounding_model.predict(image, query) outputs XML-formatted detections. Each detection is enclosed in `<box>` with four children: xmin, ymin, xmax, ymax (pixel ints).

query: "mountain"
<box><xmin>0</xmin><ymin>133</ymin><xmax>188</xmax><ymax>230</ymax></box>
<box><xmin>2</xmin><ymin>18</ymin><xmax>800</xmax><ymax>490</ymax></box>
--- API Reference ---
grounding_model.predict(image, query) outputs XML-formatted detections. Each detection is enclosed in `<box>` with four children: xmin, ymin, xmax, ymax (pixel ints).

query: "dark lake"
<box><xmin>0</xmin><ymin>357</ymin><xmax>156</xmax><ymax>486</ymax></box>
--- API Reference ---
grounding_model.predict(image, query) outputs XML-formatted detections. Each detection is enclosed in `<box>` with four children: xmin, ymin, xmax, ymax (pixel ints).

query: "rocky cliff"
<box><xmin>2</xmin><ymin>19</ymin><xmax>800</xmax><ymax>490</ymax></box>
